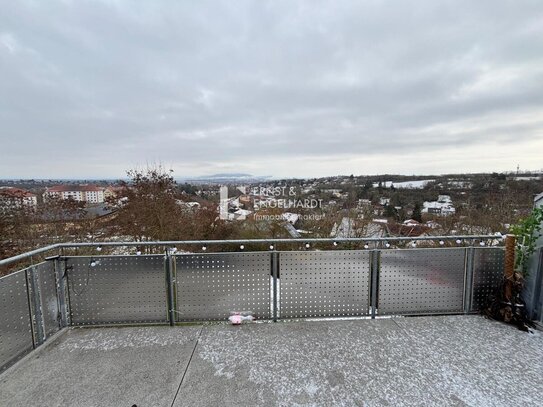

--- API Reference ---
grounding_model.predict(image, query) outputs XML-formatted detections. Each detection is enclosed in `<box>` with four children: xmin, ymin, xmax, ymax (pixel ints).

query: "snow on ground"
<box><xmin>194</xmin><ymin>316</ymin><xmax>543</xmax><ymax>406</ymax></box>
<box><xmin>373</xmin><ymin>180</ymin><xmax>435</xmax><ymax>189</ymax></box>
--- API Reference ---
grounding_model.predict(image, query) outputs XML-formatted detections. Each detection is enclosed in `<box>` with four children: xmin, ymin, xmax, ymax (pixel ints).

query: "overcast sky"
<box><xmin>1</xmin><ymin>0</ymin><xmax>543</xmax><ymax>179</ymax></box>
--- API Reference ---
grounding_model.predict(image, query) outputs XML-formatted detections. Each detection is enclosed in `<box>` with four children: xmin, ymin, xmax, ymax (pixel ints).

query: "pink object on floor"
<box><xmin>228</xmin><ymin>312</ymin><xmax>254</xmax><ymax>325</ymax></box>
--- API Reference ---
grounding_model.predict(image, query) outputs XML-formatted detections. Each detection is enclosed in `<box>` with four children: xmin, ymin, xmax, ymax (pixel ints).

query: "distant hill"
<box><xmin>181</xmin><ymin>173</ymin><xmax>272</xmax><ymax>184</ymax></box>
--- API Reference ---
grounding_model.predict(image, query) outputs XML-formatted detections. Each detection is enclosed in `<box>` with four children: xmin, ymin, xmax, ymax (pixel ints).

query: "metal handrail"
<box><xmin>0</xmin><ymin>244</ymin><xmax>60</xmax><ymax>267</ymax></box>
<box><xmin>0</xmin><ymin>234</ymin><xmax>503</xmax><ymax>267</ymax></box>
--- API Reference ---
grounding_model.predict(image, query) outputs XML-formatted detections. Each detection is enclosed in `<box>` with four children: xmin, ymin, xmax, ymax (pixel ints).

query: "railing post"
<box><xmin>504</xmin><ymin>234</ymin><xmax>516</xmax><ymax>302</ymax></box>
<box><xmin>54</xmin><ymin>258</ymin><xmax>69</xmax><ymax>328</ymax></box>
<box><xmin>464</xmin><ymin>246</ymin><xmax>475</xmax><ymax>313</ymax></box>
<box><xmin>371</xmin><ymin>250</ymin><xmax>380</xmax><ymax>319</ymax></box>
<box><xmin>27</xmin><ymin>266</ymin><xmax>45</xmax><ymax>346</ymax></box>
<box><xmin>165</xmin><ymin>251</ymin><xmax>176</xmax><ymax>326</ymax></box>
<box><xmin>271</xmin><ymin>251</ymin><xmax>279</xmax><ymax>322</ymax></box>
<box><xmin>529</xmin><ymin>248</ymin><xmax>543</xmax><ymax>323</ymax></box>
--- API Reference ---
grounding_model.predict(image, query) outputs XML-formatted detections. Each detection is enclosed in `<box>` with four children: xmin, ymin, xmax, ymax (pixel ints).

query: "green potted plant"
<box><xmin>485</xmin><ymin>206</ymin><xmax>543</xmax><ymax>331</ymax></box>
<box><xmin>511</xmin><ymin>206</ymin><xmax>543</xmax><ymax>275</ymax></box>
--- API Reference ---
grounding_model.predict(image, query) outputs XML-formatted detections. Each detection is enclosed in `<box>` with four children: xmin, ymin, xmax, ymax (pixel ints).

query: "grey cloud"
<box><xmin>1</xmin><ymin>0</ymin><xmax>543</xmax><ymax>178</ymax></box>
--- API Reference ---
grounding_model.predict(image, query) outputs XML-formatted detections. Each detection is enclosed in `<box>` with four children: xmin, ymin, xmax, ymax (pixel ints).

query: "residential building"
<box><xmin>386</xmin><ymin>221</ymin><xmax>429</xmax><ymax>237</ymax></box>
<box><xmin>239</xmin><ymin>195</ymin><xmax>252</xmax><ymax>206</ymax></box>
<box><xmin>422</xmin><ymin>195</ymin><xmax>456</xmax><ymax>216</ymax></box>
<box><xmin>176</xmin><ymin>200</ymin><xmax>201</xmax><ymax>210</ymax></box>
<box><xmin>104</xmin><ymin>186</ymin><xmax>125</xmax><ymax>200</ymax></box>
<box><xmin>403</xmin><ymin>219</ymin><xmax>421</xmax><ymax>227</ymax></box>
<box><xmin>282</xmin><ymin>212</ymin><xmax>300</xmax><ymax>225</ymax></box>
<box><xmin>437</xmin><ymin>195</ymin><xmax>452</xmax><ymax>204</ymax></box>
<box><xmin>44</xmin><ymin>185</ymin><xmax>105</xmax><ymax>203</ymax></box>
<box><xmin>0</xmin><ymin>187</ymin><xmax>37</xmax><ymax>211</ymax></box>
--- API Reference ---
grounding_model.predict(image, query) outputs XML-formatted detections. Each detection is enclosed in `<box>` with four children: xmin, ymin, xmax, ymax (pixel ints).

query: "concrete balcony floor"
<box><xmin>1</xmin><ymin>315</ymin><xmax>542</xmax><ymax>407</ymax></box>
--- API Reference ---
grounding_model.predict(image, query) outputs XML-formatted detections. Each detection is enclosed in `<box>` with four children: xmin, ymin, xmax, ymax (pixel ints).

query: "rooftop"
<box><xmin>45</xmin><ymin>184</ymin><xmax>104</xmax><ymax>193</ymax></box>
<box><xmin>1</xmin><ymin>316</ymin><xmax>542</xmax><ymax>407</ymax></box>
<box><xmin>0</xmin><ymin>187</ymin><xmax>36</xmax><ymax>198</ymax></box>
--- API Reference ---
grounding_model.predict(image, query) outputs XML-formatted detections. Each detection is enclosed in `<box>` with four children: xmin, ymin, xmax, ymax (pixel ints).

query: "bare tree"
<box><xmin>107</xmin><ymin>167</ymin><xmax>186</xmax><ymax>242</ymax></box>
<box><xmin>106</xmin><ymin>166</ymin><xmax>232</xmax><ymax>245</ymax></box>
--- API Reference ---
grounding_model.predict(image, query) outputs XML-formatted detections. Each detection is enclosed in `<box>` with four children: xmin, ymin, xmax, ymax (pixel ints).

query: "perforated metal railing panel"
<box><xmin>0</xmin><ymin>271</ymin><xmax>33</xmax><ymax>372</ymax></box>
<box><xmin>378</xmin><ymin>248</ymin><xmax>467</xmax><ymax>315</ymax></box>
<box><xmin>471</xmin><ymin>248</ymin><xmax>505</xmax><ymax>311</ymax></box>
<box><xmin>67</xmin><ymin>256</ymin><xmax>168</xmax><ymax>325</ymax></box>
<box><xmin>279</xmin><ymin>251</ymin><xmax>371</xmax><ymax>318</ymax></box>
<box><xmin>34</xmin><ymin>262</ymin><xmax>60</xmax><ymax>339</ymax></box>
<box><xmin>175</xmin><ymin>252</ymin><xmax>271</xmax><ymax>321</ymax></box>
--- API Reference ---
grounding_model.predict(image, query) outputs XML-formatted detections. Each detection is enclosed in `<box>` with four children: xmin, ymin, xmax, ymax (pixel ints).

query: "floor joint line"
<box><xmin>170</xmin><ymin>325</ymin><xmax>204</xmax><ymax>407</ymax></box>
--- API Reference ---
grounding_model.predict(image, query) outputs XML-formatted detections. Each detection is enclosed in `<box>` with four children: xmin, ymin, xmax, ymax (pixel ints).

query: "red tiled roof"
<box><xmin>0</xmin><ymin>187</ymin><xmax>36</xmax><ymax>198</ymax></box>
<box><xmin>46</xmin><ymin>185</ymin><xmax>104</xmax><ymax>193</ymax></box>
<box><xmin>386</xmin><ymin>222</ymin><xmax>429</xmax><ymax>237</ymax></box>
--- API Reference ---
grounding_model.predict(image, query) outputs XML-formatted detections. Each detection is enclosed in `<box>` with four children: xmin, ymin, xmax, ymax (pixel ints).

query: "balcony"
<box><xmin>1</xmin><ymin>237</ymin><xmax>542</xmax><ymax>406</ymax></box>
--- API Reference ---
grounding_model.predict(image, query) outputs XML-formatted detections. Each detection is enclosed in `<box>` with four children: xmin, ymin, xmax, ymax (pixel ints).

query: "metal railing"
<box><xmin>0</xmin><ymin>234</ymin><xmax>502</xmax><ymax>267</ymax></box>
<box><xmin>0</xmin><ymin>236</ymin><xmax>505</xmax><ymax>372</ymax></box>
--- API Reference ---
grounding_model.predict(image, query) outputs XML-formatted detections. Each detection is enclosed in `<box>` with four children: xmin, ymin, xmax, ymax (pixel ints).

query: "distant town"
<box><xmin>1</xmin><ymin>170</ymin><xmax>542</xmax><ymax>264</ymax></box>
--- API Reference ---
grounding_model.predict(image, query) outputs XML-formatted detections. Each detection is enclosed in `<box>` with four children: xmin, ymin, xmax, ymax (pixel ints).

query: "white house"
<box><xmin>44</xmin><ymin>185</ymin><xmax>105</xmax><ymax>203</ymax></box>
<box><xmin>379</xmin><ymin>198</ymin><xmax>390</xmax><ymax>206</ymax></box>
<box><xmin>422</xmin><ymin>195</ymin><xmax>456</xmax><ymax>216</ymax></box>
